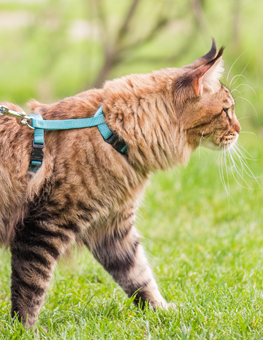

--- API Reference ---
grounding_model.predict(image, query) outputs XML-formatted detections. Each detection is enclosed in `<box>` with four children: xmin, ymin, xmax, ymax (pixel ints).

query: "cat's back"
<box><xmin>27</xmin><ymin>89</ymin><xmax>143</xmax><ymax>220</ymax></box>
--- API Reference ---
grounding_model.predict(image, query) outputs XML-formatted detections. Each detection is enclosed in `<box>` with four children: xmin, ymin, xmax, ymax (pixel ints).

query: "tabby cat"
<box><xmin>0</xmin><ymin>39</ymin><xmax>240</xmax><ymax>328</ymax></box>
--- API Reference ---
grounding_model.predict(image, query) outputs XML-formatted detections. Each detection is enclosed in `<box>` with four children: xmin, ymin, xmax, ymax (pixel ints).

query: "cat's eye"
<box><xmin>223</xmin><ymin>108</ymin><xmax>231</xmax><ymax>123</ymax></box>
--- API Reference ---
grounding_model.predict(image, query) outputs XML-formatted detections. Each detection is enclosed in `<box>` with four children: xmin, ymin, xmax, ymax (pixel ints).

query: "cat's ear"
<box><xmin>174</xmin><ymin>39</ymin><xmax>224</xmax><ymax>111</ymax></box>
<box><xmin>201</xmin><ymin>56</ymin><xmax>224</xmax><ymax>89</ymax></box>
<box><xmin>187</xmin><ymin>48</ymin><xmax>224</xmax><ymax>96</ymax></box>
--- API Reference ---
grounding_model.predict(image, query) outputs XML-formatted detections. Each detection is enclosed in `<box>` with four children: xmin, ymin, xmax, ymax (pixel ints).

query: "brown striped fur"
<box><xmin>0</xmin><ymin>40</ymin><xmax>241</xmax><ymax>328</ymax></box>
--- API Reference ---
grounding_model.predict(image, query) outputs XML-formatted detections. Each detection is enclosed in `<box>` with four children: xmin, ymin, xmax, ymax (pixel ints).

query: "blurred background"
<box><xmin>0</xmin><ymin>0</ymin><xmax>261</xmax><ymax>127</ymax></box>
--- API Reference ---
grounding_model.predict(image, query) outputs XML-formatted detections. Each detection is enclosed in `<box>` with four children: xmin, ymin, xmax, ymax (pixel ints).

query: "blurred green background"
<box><xmin>0</xmin><ymin>0</ymin><xmax>261</xmax><ymax>128</ymax></box>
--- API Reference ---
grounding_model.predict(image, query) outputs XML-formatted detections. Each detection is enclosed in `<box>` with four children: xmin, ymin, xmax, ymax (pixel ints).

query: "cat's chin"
<box><xmin>201</xmin><ymin>136</ymin><xmax>238</xmax><ymax>151</ymax></box>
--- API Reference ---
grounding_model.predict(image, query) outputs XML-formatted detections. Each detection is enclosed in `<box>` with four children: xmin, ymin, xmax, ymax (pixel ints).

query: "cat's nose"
<box><xmin>233</xmin><ymin>121</ymin><xmax>241</xmax><ymax>134</ymax></box>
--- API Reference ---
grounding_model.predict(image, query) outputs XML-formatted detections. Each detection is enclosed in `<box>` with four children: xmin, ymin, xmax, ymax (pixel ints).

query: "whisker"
<box><xmin>235</xmin><ymin>96</ymin><xmax>257</xmax><ymax>116</ymax></box>
<box><xmin>236</xmin><ymin>142</ymin><xmax>258</xmax><ymax>159</ymax></box>
<box><xmin>232</xmin><ymin>146</ymin><xmax>246</xmax><ymax>178</ymax></box>
<box><xmin>239</xmin><ymin>131</ymin><xmax>257</xmax><ymax>136</ymax></box>
<box><xmin>219</xmin><ymin>152</ymin><xmax>224</xmax><ymax>186</ymax></box>
<box><xmin>223</xmin><ymin>147</ymin><xmax>232</xmax><ymax>198</ymax></box>
<box><xmin>233</xmin><ymin>147</ymin><xmax>263</xmax><ymax>184</ymax></box>
<box><xmin>233</xmin><ymin>83</ymin><xmax>257</xmax><ymax>96</ymax></box>
<box><xmin>237</xmin><ymin>116</ymin><xmax>250</xmax><ymax>121</ymax></box>
<box><xmin>227</xmin><ymin>50</ymin><xmax>247</xmax><ymax>82</ymax></box>
<box><xmin>232</xmin><ymin>147</ymin><xmax>247</xmax><ymax>179</ymax></box>
<box><xmin>230</xmin><ymin>57</ymin><xmax>251</xmax><ymax>88</ymax></box>
<box><xmin>229</xmin><ymin>74</ymin><xmax>247</xmax><ymax>88</ymax></box>
<box><xmin>234</xmin><ymin>147</ymin><xmax>256</xmax><ymax>162</ymax></box>
<box><xmin>227</xmin><ymin>149</ymin><xmax>253</xmax><ymax>190</ymax></box>
<box><xmin>230</xmin><ymin>145</ymin><xmax>263</xmax><ymax>193</ymax></box>
<box><xmin>229</xmin><ymin>164</ymin><xmax>251</xmax><ymax>189</ymax></box>
<box><xmin>218</xmin><ymin>146</ymin><xmax>236</xmax><ymax>202</ymax></box>
<box><xmin>219</xmin><ymin>149</ymin><xmax>230</xmax><ymax>197</ymax></box>
<box><xmin>231</xmin><ymin>88</ymin><xmax>243</xmax><ymax>96</ymax></box>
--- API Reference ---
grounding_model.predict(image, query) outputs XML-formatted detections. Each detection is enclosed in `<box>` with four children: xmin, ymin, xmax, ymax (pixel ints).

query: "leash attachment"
<box><xmin>0</xmin><ymin>105</ymin><xmax>34</xmax><ymax>129</ymax></box>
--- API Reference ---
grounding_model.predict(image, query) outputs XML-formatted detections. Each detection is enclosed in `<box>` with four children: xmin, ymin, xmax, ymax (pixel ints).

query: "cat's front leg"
<box><xmin>10</xmin><ymin>211</ymin><xmax>75</xmax><ymax>328</ymax></box>
<box><xmin>85</xmin><ymin>209</ymin><xmax>170</xmax><ymax>309</ymax></box>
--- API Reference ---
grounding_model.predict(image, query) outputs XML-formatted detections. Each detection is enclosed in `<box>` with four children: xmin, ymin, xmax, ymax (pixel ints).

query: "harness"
<box><xmin>0</xmin><ymin>105</ymin><xmax>127</xmax><ymax>173</ymax></box>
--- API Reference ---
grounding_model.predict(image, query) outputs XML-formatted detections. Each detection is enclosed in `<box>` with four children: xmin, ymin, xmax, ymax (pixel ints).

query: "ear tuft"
<box><xmin>201</xmin><ymin>38</ymin><xmax>218</xmax><ymax>62</ymax></box>
<box><xmin>186</xmin><ymin>38</ymin><xmax>218</xmax><ymax>70</ymax></box>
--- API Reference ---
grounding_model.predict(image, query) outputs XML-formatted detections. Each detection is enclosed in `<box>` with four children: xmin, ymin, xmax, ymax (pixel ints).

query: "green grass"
<box><xmin>0</xmin><ymin>123</ymin><xmax>263</xmax><ymax>339</ymax></box>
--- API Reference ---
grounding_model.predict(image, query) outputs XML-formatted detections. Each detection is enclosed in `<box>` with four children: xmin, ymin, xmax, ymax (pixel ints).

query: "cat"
<box><xmin>0</xmin><ymin>39</ymin><xmax>241</xmax><ymax>328</ymax></box>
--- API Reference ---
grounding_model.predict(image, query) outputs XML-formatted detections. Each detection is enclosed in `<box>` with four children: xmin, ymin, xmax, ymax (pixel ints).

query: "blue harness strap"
<box><xmin>30</xmin><ymin>110</ymin><xmax>105</xmax><ymax>130</ymax></box>
<box><xmin>29</xmin><ymin>106</ymin><xmax>127</xmax><ymax>173</ymax></box>
<box><xmin>29</xmin><ymin>113</ymin><xmax>44</xmax><ymax>173</ymax></box>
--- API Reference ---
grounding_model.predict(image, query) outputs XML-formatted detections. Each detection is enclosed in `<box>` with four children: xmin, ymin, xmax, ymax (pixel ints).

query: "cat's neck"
<box><xmin>102</xmin><ymin>70</ymin><xmax>192</xmax><ymax>173</ymax></box>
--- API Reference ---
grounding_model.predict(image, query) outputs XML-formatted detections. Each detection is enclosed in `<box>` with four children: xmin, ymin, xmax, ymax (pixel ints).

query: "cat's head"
<box><xmin>173</xmin><ymin>39</ymin><xmax>241</xmax><ymax>152</ymax></box>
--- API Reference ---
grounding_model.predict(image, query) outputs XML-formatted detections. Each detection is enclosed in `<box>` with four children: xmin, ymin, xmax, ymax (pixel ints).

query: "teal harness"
<box><xmin>29</xmin><ymin>106</ymin><xmax>127</xmax><ymax>172</ymax></box>
<box><xmin>0</xmin><ymin>105</ymin><xmax>127</xmax><ymax>173</ymax></box>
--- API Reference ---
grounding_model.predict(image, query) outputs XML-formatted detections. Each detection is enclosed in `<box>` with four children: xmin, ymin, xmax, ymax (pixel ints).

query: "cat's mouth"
<box><xmin>219</xmin><ymin>132</ymin><xmax>239</xmax><ymax>150</ymax></box>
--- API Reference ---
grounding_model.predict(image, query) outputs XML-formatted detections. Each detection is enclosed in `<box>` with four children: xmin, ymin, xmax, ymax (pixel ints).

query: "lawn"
<box><xmin>0</xmin><ymin>120</ymin><xmax>262</xmax><ymax>340</ymax></box>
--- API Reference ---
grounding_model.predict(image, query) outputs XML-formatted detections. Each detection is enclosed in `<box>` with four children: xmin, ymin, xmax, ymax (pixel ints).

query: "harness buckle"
<box><xmin>104</xmin><ymin>133</ymin><xmax>127</xmax><ymax>153</ymax></box>
<box><xmin>30</xmin><ymin>141</ymin><xmax>45</xmax><ymax>163</ymax></box>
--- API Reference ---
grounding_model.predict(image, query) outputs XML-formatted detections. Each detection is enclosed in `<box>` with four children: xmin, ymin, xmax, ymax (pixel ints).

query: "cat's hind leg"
<box><xmin>10</xmin><ymin>207</ymin><xmax>75</xmax><ymax>328</ymax></box>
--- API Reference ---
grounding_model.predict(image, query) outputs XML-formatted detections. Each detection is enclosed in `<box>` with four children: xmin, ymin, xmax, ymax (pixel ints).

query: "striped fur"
<box><xmin>0</xmin><ymin>41</ymin><xmax>241</xmax><ymax>328</ymax></box>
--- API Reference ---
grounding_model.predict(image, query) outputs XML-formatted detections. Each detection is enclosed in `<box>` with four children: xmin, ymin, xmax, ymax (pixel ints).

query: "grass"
<box><xmin>0</xmin><ymin>122</ymin><xmax>263</xmax><ymax>339</ymax></box>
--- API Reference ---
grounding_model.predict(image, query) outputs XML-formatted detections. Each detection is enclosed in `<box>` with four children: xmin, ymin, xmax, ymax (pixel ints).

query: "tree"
<box><xmin>88</xmin><ymin>0</ymin><xmax>208</xmax><ymax>88</ymax></box>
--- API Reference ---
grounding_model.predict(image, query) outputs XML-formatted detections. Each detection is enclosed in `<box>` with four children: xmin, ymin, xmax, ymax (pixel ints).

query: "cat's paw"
<box><xmin>34</xmin><ymin>326</ymin><xmax>48</xmax><ymax>334</ymax></box>
<box><xmin>157</xmin><ymin>301</ymin><xmax>177</xmax><ymax>311</ymax></box>
<box><xmin>167</xmin><ymin>302</ymin><xmax>177</xmax><ymax>310</ymax></box>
